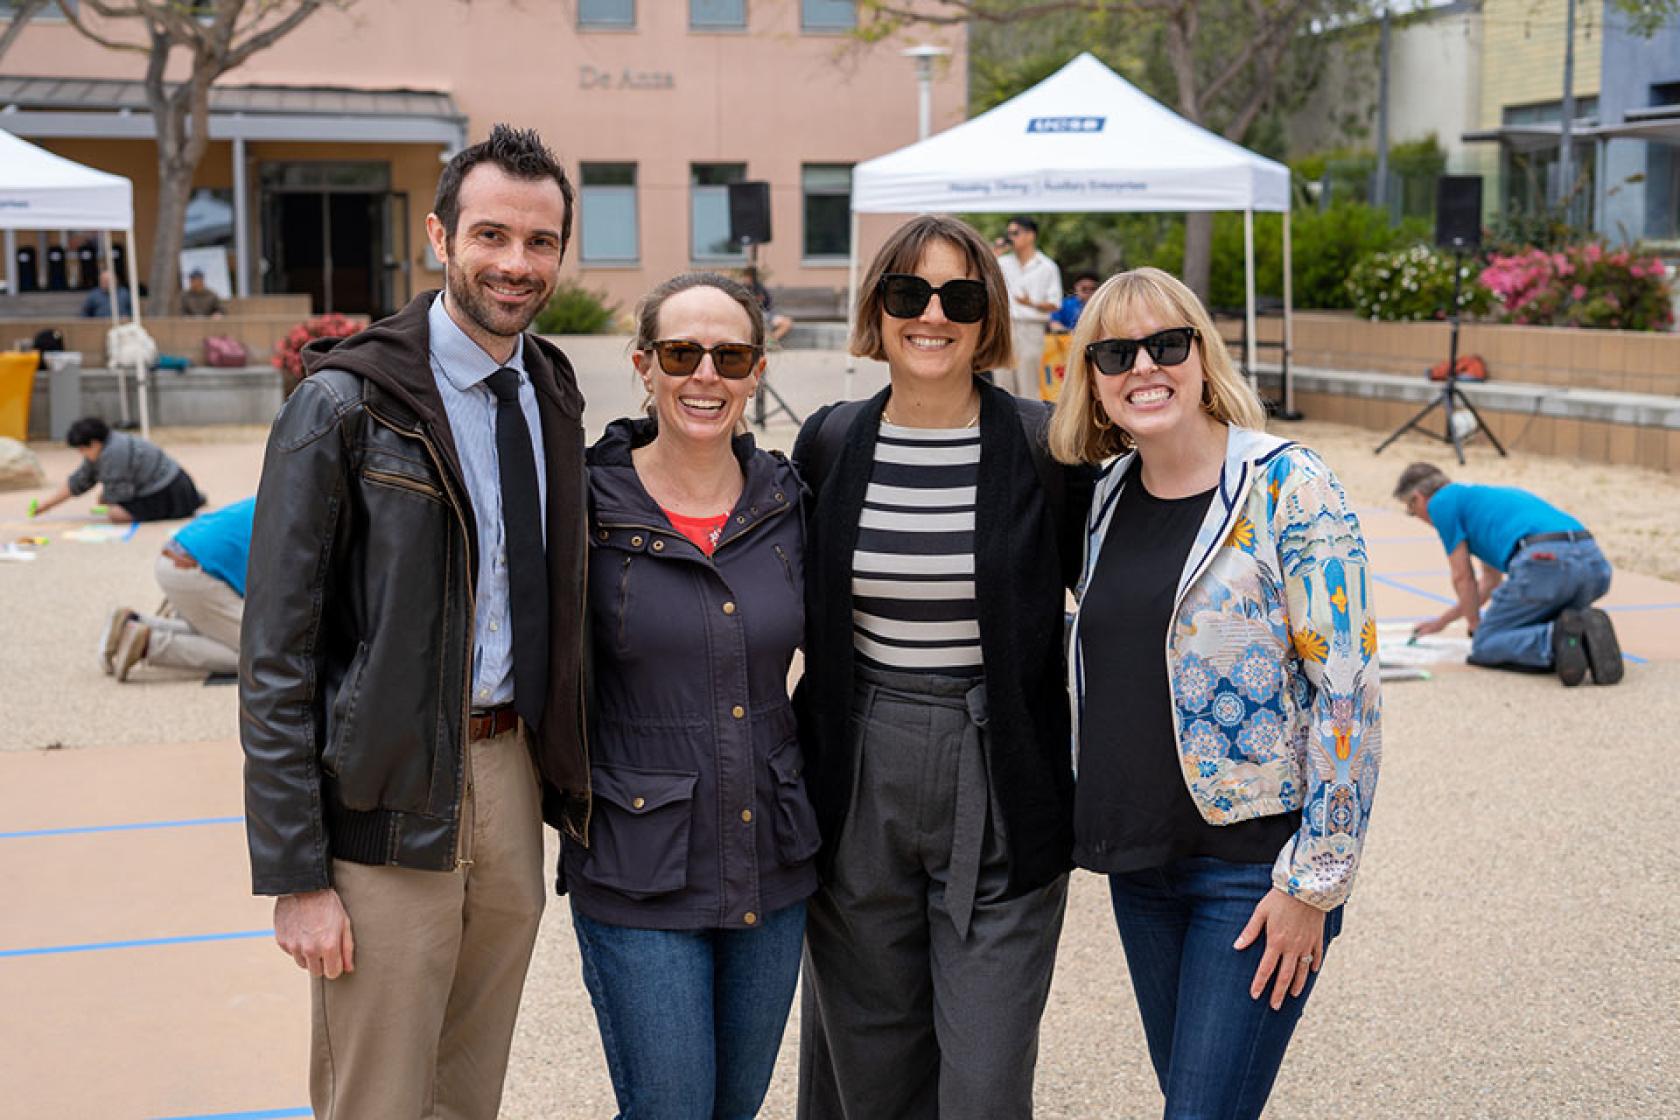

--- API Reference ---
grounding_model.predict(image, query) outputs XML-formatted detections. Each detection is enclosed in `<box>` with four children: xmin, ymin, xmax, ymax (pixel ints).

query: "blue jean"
<box><xmin>572</xmin><ymin>900</ymin><xmax>806</xmax><ymax>1120</ymax></box>
<box><xmin>1470</xmin><ymin>539</ymin><xmax>1612</xmax><ymax>669</ymax></box>
<box><xmin>1108</xmin><ymin>858</ymin><xmax>1344</xmax><ymax>1120</ymax></box>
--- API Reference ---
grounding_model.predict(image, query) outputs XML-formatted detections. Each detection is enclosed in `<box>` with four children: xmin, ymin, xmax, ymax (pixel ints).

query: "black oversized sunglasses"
<box><xmin>644</xmin><ymin>339</ymin><xmax>762</xmax><ymax>380</ymax></box>
<box><xmin>877</xmin><ymin>273</ymin><xmax>989</xmax><ymax>324</ymax></box>
<box><xmin>1085</xmin><ymin>327</ymin><xmax>1200</xmax><ymax>376</ymax></box>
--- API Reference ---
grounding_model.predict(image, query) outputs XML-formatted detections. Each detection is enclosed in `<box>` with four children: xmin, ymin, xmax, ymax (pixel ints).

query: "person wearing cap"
<box><xmin>180</xmin><ymin>269</ymin><xmax>226</xmax><ymax>317</ymax></box>
<box><xmin>996</xmin><ymin>216</ymin><xmax>1062</xmax><ymax>397</ymax></box>
<box><xmin>1395</xmin><ymin>462</ymin><xmax>1622</xmax><ymax>685</ymax></box>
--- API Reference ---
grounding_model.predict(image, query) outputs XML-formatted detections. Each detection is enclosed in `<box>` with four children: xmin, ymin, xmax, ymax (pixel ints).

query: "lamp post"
<box><xmin>901</xmin><ymin>43</ymin><xmax>950</xmax><ymax>141</ymax></box>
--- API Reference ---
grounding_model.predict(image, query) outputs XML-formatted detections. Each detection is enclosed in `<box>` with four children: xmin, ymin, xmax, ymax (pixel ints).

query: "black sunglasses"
<box><xmin>1085</xmin><ymin>327</ymin><xmax>1200</xmax><ymax>376</ymax></box>
<box><xmin>644</xmin><ymin>339</ymin><xmax>762</xmax><ymax>380</ymax></box>
<box><xmin>877</xmin><ymin>273</ymin><xmax>988</xmax><ymax>324</ymax></box>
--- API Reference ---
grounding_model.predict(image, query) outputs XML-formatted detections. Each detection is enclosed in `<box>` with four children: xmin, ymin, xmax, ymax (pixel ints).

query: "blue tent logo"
<box><xmin>1026</xmin><ymin>117</ymin><xmax>1106</xmax><ymax>133</ymax></box>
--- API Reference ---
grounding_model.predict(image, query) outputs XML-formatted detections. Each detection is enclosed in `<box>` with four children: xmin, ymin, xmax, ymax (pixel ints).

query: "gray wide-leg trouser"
<box><xmin>798</xmin><ymin>666</ymin><xmax>1069</xmax><ymax>1120</ymax></box>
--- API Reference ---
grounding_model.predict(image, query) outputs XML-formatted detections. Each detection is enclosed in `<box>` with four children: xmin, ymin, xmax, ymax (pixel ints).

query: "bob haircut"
<box><xmin>849</xmin><ymin>215</ymin><xmax>1013</xmax><ymax>374</ymax></box>
<box><xmin>1049</xmin><ymin>266</ymin><xmax>1265</xmax><ymax>465</ymax></box>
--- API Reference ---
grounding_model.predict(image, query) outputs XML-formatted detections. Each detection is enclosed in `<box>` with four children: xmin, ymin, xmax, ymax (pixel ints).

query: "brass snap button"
<box><xmin>742</xmin><ymin>911</ymin><xmax>757</xmax><ymax>925</ymax></box>
<box><xmin>597</xmin><ymin>529</ymin><xmax>609</xmax><ymax>541</ymax></box>
<box><xmin>722</xmin><ymin>601</ymin><xmax>736</xmax><ymax>615</ymax></box>
<box><xmin>651</xmin><ymin>539</ymin><xmax>665</xmax><ymax>552</ymax></box>
<box><xmin>630</xmin><ymin>535</ymin><xmax>644</xmax><ymax>547</ymax></box>
<box><xmin>740</xmin><ymin>808</ymin><xmax>753</xmax><ymax>823</ymax></box>
<box><xmin>731</xmin><ymin>705</ymin><xmax>745</xmax><ymax>719</ymax></box>
<box><xmin>631</xmin><ymin>796</ymin><xmax>645</xmax><ymax>810</ymax></box>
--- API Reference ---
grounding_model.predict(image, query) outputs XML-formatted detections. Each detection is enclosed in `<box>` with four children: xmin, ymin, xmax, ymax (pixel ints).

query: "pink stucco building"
<box><xmin>1</xmin><ymin>0</ymin><xmax>966</xmax><ymax>318</ymax></box>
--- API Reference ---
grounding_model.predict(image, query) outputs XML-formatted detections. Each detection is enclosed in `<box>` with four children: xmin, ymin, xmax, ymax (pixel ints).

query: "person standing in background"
<box><xmin>996</xmin><ymin>217</ymin><xmax>1061</xmax><ymax>397</ymax></box>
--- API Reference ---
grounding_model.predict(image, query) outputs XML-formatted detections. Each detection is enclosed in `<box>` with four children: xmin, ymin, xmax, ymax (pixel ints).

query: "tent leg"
<box><xmin>101</xmin><ymin>230</ymin><xmax>131</xmax><ymax>427</ymax></box>
<box><xmin>843</xmin><ymin>210</ymin><xmax>860</xmax><ymax>401</ymax></box>
<box><xmin>1243</xmin><ymin>209</ymin><xmax>1258</xmax><ymax>394</ymax></box>
<box><xmin>123</xmin><ymin>227</ymin><xmax>149</xmax><ymax>440</ymax></box>
<box><xmin>1281</xmin><ymin>209</ymin><xmax>1299</xmax><ymax>420</ymax></box>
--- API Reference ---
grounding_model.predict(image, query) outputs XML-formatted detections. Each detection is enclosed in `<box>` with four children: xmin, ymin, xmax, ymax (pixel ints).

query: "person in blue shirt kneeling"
<box><xmin>101</xmin><ymin>497</ymin><xmax>255</xmax><ymax>682</ymax></box>
<box><xmin>1395</xmin><ymin>463</ymin><xmax>1621</xmax><ymax>685</ymax></box>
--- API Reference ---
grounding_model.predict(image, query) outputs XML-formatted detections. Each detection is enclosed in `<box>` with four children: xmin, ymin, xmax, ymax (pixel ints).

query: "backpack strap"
<box><xmin>795</xmin><ymin>398</ymin><xmax>870</xmax><ymax>498</ymax></box>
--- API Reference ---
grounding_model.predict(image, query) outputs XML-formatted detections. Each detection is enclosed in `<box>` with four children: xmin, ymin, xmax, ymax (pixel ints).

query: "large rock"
<box><xmin>0</xmin><ymin>437</ymin><xmax>46</xmax><ymax>492</ymax></box>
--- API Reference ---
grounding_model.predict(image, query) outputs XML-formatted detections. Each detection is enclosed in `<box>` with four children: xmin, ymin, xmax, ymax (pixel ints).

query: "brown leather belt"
<box><xmin>468</xmin><ymin>705</ymin><xmax>519</xmax><ymax>741</ymax></box>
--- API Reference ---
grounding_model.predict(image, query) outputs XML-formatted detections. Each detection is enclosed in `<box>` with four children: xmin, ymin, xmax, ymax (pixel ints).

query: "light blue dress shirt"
<box><xmin>427</xmin><ymin>294</ymin><xmax>548</xmax><ymax>709</ymax></box>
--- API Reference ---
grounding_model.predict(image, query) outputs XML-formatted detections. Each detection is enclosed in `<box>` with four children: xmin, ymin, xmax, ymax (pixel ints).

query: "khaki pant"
<box><xmin>144</xmin><ymin>553</ymin><xmax>243</xmax><ymax>674</ymax></box>
<box><xmin>310</xmin><ymin>727</ymin><xmax>547</xmax><ymax>1120</ymax></box>
<box><xmin>1003</xmin><ymin>321</ymin><xmax>1047</xmax><ymax>398</ymax></box>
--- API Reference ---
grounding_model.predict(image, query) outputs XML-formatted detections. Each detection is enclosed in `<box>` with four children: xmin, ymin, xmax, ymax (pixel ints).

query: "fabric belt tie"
<box><xmin>944</xmin><ymin>679</ymin><xmax>990</xmax><ymax>942</ymax></box>
<box><xmin>485</xmin><ymin>366</ymin><xmax>548</xmax><ymax>731</ymax></box>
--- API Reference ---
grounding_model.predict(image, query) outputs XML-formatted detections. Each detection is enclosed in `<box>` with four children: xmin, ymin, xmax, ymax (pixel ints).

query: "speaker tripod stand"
<box><xmin>742</xmin><ymin>242</ymin><xmax>802</xmax><ymax>432</ymax></box>
<box><xmin>1373</xmin><ymin>246</ymin><xmax>1506</xmax><ymax>465</ymax></box>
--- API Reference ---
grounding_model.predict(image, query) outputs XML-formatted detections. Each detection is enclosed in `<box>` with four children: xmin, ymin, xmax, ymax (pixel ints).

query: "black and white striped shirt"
<box><xmin>852</xmin><ymin>422</ymin><xmax>982</xmax><ymax>675</ymax></box>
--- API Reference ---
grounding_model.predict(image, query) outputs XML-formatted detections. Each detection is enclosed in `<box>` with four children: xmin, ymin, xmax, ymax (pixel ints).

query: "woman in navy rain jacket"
<box><xmin>560</xmin><ymin>272</ymin><xmax>820</xmax><ymax>1118</ymax></box>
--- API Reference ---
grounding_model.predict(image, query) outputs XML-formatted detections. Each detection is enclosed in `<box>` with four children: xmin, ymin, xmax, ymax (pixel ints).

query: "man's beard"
<box><xmin>446</xmin><ymin>262</ymin><xmax>548</xmax><ymax>341</ymax></box>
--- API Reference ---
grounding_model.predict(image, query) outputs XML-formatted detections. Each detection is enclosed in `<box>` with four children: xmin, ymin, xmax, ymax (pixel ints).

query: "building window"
<box><xmin>691</xmin><ymin>0</ymin><xmax>745</xmax><ymax>29</ymax></box>
<box><xmin>0</xmin><ymin>1</ymin><xmax>77</xmax><ymax>17</ymax></box>
<box><xmin>802</xmin><ymin>164</ymin><xmax>852</xmax><ymax>260</ymax></box>
<box><xmin>691</xmin><ymin>163</ymin><xmax>746</xmax><ymax>262</ymax></box>
<box><xmin>579</xmin><ymin>0</ymin><xmax>634</xmax><ymax>28</ymax></box>
<box><xmin>580</xmin><ymin>163</ymin><xmax>639</xmax><ymax>263</ymax></box>
<box><xmin>801</xmin><ymin>0</ymin><xmax>854</xmax><ymax>31</ymax></box>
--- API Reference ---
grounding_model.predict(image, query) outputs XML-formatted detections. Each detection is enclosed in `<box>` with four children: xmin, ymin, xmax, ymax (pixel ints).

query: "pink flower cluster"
<box><xmin>272</xmin><ymin>313</ymin><xmax>362</xmax><ymax>379</ymax></box>
<box><xmin>1478</xmin><ymin>243</ymin><xmax>1674</xmax><ymax>331</ymax></box>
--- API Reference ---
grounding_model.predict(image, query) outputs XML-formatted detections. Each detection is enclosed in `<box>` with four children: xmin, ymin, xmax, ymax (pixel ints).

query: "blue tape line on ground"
<box><xmin>0</xmin><ymin>815</ymin><xmax>244</xmax><ymax>840</ymax></box>
<box><xmin>0</xmin><ymin>929</ymin><xmax>270</xmax><ymax>959</ymax></box>
<box><xmin>1372</xmin><ymin>573</ymin><xmax>1456</xmax><ymax>606</ymax></box>
<box><xmin>150</xmin><ymin>1110</ymin><xmax>310</xmax><ymax>1120</ymax></box>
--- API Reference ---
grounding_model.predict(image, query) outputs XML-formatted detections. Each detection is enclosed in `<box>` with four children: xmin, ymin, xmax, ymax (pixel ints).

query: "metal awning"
<box><xmin>1588</xmin><ymin>107</ymin><xmax>1680</xmax><ymax>146</ymax></box>
<box><xmin>1461</xmin><ymin>120</ymin><xmax>1598</xmax><ymax>154</ymax></box>
<box><xmin>0</xmin><ymin>76</ymin><xmax>467</xmax><ymax>150</ymax></box>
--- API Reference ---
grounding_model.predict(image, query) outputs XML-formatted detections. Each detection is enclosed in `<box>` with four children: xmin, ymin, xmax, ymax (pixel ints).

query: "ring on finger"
<box><xmin>1298</xmin><ymin>953</ymin><xmax>1314</xmax><ymax>965</ymax></box>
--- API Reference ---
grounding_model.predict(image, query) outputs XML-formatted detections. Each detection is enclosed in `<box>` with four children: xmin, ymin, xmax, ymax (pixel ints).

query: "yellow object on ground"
<box><xmin>1040</xmin><ymin>333</ymin><xmax>1071</xmax><ymax>402</ymax></box>
<box><xmin>0</xmin><ymin>351</ymin><xmax>42</xmax><ymax>442</ymax></box>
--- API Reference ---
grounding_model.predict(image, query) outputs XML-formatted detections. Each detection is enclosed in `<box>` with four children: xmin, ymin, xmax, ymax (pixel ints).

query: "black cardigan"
<box><xmin>791</xmin><ymin>378</ymin><xmax>1093</xmax><ymax>898</ymax></box>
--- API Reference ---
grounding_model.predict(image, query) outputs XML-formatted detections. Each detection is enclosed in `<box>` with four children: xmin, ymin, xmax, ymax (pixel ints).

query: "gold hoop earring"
<box><xmin>1091</xmin><ymin>395</ymin><xmax>1113</xmax><ymax>432</ymax></box>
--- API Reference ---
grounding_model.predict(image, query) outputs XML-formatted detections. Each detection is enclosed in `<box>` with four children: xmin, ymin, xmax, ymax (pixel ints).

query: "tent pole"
<box><xmin>1242</xmin><ymin>209</ymin><xmax>1258</xmax><ymax>393</ymax></box>
<box><xmin>1282</xmin><ymin>209</ymin><xmax>1297</xmax><ymax>419</ymax></box>
<box><xmin>844</xmin><ymin>209</ymin><xmax>860</xmax><ymax>401</ymax></box>
<box><xmin>123</xmin><ymin>226</ymin><xmax>149</xmax><ymax>439</ymax></box>
<box><xmin>3</xmin><ymin>230</ymin><xmax>14</xmax><ymax>299</ymax></box>
<box><xmin>102</xmin><ymin>230</ymin><xmax>130</xmax><ymax>427</ymax></box>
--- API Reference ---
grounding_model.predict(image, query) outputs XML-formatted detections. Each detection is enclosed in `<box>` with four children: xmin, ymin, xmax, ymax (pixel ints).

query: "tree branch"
<box><xmin>57</xmin><ymin>1</ymin><xmax>153</xmax><ymax>54</ymax></box>
<box><xmin>0</xmin><ymin>0</ymin><xmax>51</xmax><ymax>66</ymax></box>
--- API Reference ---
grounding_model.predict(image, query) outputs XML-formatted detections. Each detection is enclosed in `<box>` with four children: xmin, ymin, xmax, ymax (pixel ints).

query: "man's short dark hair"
<box><xmin>1008</xmin><ymin>216</ymin><xmax>1039</xmax><ymax>235</ymax></box>
<box><xmin>1073</xmin><ymin>271</ymin><xmax>1101</xmax><ymax>286</ymax></box>
<box><xmin>66</xmin><ymin>417</ymin><xmax>110</xmax><ymax>448</ymax></box>
<box><xmin>1393</xmin><ymin>461</ymin><xmax>1451</xmax><ymax>502</ymax></box>
<box><xmin>434</xmin><ymin>124</ymin><xmax>575</xmax><ymax>253</ymax></box>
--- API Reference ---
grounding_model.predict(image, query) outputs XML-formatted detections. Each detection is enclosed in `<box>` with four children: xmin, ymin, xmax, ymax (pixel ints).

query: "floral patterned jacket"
<box><xmin>1067</xmin><ymin>426</ymin><xmax>1381</xmax><ymax>910</ymax></box>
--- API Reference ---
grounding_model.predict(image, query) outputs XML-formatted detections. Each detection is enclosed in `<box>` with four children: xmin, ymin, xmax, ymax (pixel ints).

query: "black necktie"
<box><xmin>485</xmin><ymin>366</ymin><xmax>548</xmax><ymax>730</ymax></box>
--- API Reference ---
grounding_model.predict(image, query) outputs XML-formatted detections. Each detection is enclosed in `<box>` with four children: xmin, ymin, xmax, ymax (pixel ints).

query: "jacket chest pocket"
<box><xmin>578</xmin><ymin>763</ymin><xmax>698</xmax><ymax>900</ymax></box>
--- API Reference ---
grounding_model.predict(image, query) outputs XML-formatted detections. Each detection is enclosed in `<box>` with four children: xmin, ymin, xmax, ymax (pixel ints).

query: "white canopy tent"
<box><xmin>848</xmin><ymin>53</ymin><xmax>1295</xmax><ymax>409</ymax></box>
<box><xmin>0</xmin><ymin>128</ymin><xmax>150</xmax><ymax>436</ymax></box>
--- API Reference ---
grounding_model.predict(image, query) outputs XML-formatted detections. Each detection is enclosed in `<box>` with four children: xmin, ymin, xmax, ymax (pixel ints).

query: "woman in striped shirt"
<box><xmin>793</xmin><ymin>215</ymin><xmax>1091</xmax><ymax>1119</ymax></box>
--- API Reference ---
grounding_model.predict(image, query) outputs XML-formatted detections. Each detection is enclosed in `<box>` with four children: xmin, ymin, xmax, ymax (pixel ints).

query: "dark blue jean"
<box><xmin>572</xmin><ymin>900</ymin><xmax>806</xmax><ymax>1120</ymax></box>
<box><xmin>1108</xmin><ymin>858</ymin><xmax>1344</xmax><ymax>1120</ymax></box>
<box><xmin>1470</xmin><ymin>539</ymin><xmax>1612</xmax><ymax>669</ymax></box>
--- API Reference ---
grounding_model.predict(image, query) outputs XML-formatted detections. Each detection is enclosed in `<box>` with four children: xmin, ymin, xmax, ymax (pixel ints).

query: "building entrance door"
<box><xmin>260</xmin><ymin>162</ymin><xmax>403</xmax><ymax>316</ymax></box>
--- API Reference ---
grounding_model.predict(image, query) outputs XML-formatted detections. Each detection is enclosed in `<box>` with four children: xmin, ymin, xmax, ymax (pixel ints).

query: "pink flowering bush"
<box><xmin>273</xmin><ymin>313</ymin><xmax>362</xmax><ymax>395</ymax></box>
<box><xmin>1479</xmin><ymin>244</ymin><xmax>1674</xmax><ymax>331</ymax></box>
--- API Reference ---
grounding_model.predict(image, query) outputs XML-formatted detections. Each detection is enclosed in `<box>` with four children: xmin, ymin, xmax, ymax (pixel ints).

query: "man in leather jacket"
<box><xmin>240</xmin><ymin>125</ymin><xmax>589</xmax><ymax>1119</ymax></box>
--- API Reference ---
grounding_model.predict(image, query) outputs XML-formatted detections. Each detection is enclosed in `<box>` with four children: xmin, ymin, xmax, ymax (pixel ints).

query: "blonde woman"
<box><xmin>1051</xmin><ymin>267</ymin><xmax>1381</xmax><ymax>1119</ymax></box>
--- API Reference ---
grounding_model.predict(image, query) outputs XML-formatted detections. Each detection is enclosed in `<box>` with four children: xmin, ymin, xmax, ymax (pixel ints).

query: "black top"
<box><xmin>791</xmin><ymin>381</ymin><xmax>1094</xmax><ymax>899</ymax></box>
<box><xmin>1073</xmin><ymin>463</ymin><xmax>1299</xmax><ymax>876</ymax></box>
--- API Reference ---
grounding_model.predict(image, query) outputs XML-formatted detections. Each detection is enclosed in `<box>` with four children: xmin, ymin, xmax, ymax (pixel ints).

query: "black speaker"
<box><xmin>728</xmin><ymin>181</ymin><xmax>772</xmax><ymax>247</ymax></box>
<box><xmin>1434</xmin><ymin>176</ymin><xmax>1482</xmax><ymax>249</ymax></box>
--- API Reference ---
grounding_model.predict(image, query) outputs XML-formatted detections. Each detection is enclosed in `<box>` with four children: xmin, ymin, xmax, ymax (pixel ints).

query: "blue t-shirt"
<box><xmin>1426</xmin><ymin>483</ymin><xmax>1583</xmax><ymax>571</ymax></box>
<box><xmin>171</xmin><ymin>497</ymin><xmax>256</xmax><ymax>596</ymax></box>
<box><xmin>1050</xmin><ymin>294</ymin><xmax>1085</xmax><ymax>331</ymax></box>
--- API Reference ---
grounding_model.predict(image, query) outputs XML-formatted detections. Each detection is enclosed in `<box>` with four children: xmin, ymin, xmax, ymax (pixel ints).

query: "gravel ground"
<box><xmin>2</xmin><ymin>348</ymin><xmax>1676</xmax><ymax>1115</ymax></box>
